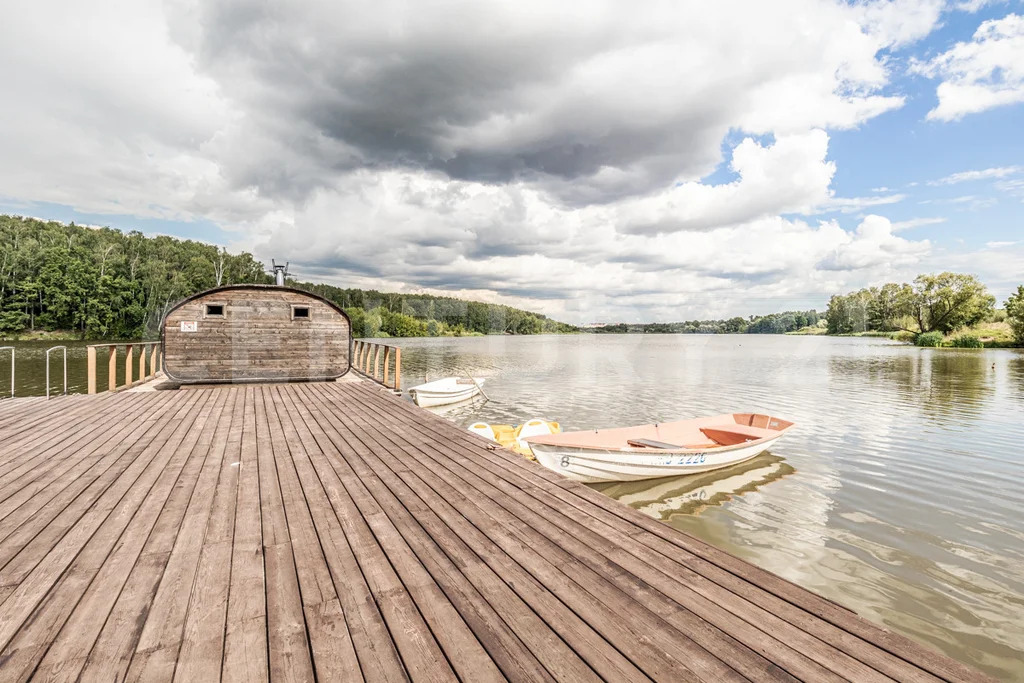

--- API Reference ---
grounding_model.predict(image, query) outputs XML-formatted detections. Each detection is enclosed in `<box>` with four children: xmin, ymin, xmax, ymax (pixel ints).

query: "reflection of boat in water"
<box><xmin>592</xmin><ymin>453</ymin><xmax>795</xmax><ymax>519</ymax></box>
<box><xmin>526</xmin><ymin>413</ymin><xmax>795</xmax><ymax>483</ymax></box>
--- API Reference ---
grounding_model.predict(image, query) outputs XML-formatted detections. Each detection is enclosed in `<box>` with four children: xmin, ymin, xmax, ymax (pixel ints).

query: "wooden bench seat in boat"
<box><xmin>700</xmin><ymin>423</ymin><xmax>777</xmax><ymax>446</ymax></box>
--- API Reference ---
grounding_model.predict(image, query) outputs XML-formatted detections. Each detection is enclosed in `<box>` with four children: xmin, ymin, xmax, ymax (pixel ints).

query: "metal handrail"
<box><xmin>0</xmin><ymin>346</ymin><xmax>13</xmax><ymax>399</ymax></box>
<box><xmin>45</xmin><ymin>346</ymin><xmax>67</xmax><ymax>399</ymax></box>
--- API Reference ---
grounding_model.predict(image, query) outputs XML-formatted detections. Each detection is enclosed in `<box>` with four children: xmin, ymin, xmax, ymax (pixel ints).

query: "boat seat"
<box><xmin>700</xmin><ymin>424</ymin><xmax>775</xmax><ymax>446</ymax></box>
<box><xmin>627</xmin><ymin>438</ymin><xmax>683</xmax><ymax>449</ymax></box>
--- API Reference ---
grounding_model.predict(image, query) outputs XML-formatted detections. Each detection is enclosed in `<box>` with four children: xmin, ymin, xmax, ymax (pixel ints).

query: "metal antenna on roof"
<box><xmin>271</xmin><ymin>259</ymin><xmax>289</xmax><ymax>287</ymax></box>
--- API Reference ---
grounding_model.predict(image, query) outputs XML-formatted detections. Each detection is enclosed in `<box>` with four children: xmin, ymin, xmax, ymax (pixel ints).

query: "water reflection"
<box><xmin>592</xmin><ymin>453</ymin><xmax>795</xmax><ymax>520</ymax></box>
<box><xmin>827</xmin><ymin>348</ymin><xmax>996</xmax><ymax>423</ymax></box>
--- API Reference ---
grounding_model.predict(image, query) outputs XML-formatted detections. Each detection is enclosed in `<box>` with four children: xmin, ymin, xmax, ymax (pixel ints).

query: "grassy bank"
<box><xmin>786</xmin><ymin>322</ymin><xmax>1021</xmax><ymax>348</ymax></box>
<box><xmin>0</xmin><ymin>329</ymin><xmax>84</xmax><ymax>342</ymax></box>
<box><xmin>786</xmin><ymin>325</ymin><xmax>829</xmax><ymax>336</ymax></box>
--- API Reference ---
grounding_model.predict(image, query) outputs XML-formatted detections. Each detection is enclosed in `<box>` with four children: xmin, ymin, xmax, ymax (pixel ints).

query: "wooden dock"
<box><xmin>0</xmin><ymin>379</ymin><xmax>987</xmax><ymax>681</ymax></box>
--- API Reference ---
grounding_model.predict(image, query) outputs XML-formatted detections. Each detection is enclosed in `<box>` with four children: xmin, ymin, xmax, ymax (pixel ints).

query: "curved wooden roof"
<box><xmin>163</xmin><ymin>284</ymin><xmax>351</xmax><ymax>321</ymax></box>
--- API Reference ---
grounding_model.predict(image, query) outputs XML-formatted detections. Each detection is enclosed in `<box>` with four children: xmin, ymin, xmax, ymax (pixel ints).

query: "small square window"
<box><xmin>292</xmin><ymin>305</ymin><xmax>310</xmax><ymax>320</ymax></box>
<box><xmin>205</xmin><ymin>303</ymin><xmax>225</xmax><ymax>317</ymax></box>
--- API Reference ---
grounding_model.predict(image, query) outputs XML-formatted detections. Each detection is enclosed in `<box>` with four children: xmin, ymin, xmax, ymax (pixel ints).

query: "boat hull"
<box><xmin>409</xmin><ymin>378</ymin><xmax>485</xmax><ymax>408</ymax></box>
<box><xmin>530</xmin><ymin>435</ymin><xmax>784</xmax><ymax>483</ymax></box>
<box><xmin>411</xmin><ymin>385</ymin><xmax>481</xmax><ymax>407</ymax></box>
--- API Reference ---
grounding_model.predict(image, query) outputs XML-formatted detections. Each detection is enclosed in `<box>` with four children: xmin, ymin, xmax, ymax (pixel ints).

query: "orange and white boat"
<box><xmin>524</xmin><ymin>413</ymin><xmax>795</xmax><ymax>483</ymax></box>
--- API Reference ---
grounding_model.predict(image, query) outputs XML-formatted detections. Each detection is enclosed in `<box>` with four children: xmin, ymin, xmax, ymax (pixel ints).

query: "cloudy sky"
<box><xmin>1</xmin><ymin>0</ymin><xmax>1022</xmax><ymax>323</ymax></box>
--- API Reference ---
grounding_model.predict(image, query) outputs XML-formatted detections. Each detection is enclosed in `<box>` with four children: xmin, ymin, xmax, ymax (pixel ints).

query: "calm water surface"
<box><xmin>397</xmin><ymin>334</ymin><xmax>1024</xmax><ymax>680</ymax></box>
<box><xmin>3</xmin><ymin>334</ymin><xmax>1023</xmax><ymax>677</ymax></box>
<box><xmin>0</xmin><ymin>341</ymin><xmax>94</xmax><ymax>397</ymax></box>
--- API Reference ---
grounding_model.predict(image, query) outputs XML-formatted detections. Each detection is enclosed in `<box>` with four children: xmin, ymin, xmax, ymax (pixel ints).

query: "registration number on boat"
<box><xmin>661</xmin><ymin>453</ymin><xmax>706</xmax><ymax>466</ymax></box>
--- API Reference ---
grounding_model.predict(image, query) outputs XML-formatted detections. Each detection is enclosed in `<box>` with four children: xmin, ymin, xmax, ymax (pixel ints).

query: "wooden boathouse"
<box><xmin>0</xmin><ymin>285</ymin><xmax>990</xmax><ymax>680</ymax></box>
<box><xmin>162</xmin><ymin>284</ymin><xmax>352</xmax><ymax>384</ymax></box>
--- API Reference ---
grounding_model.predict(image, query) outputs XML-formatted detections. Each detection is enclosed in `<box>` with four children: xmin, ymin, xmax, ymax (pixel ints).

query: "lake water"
<box><xmin>3</xmin><ymin>334</ymin><xmax>1023</xmax><ymax>677</ymax></box>
<box><xmin>0</xmin><ymin>341</ymin><xmax>95</xmax><ymax>397</ymax></box>
<box><xmin>397</xmin><ymin>334</ymin><xmax>1024</xmax><ymax>680</ymax></box>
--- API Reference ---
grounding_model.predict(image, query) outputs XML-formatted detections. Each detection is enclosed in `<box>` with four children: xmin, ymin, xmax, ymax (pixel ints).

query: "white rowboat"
<box><xmin>525</xmin><ymin>412</ymin><xmax>795</xmax><ymax>483</ymax></box>
<box><xmin>408</xmin><ymin>377</ymin><xmax>486</xmax><ymax>407</ymax></box>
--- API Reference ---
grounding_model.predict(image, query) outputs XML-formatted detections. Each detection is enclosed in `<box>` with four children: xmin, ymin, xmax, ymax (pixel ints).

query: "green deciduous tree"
<box><xmin>1006</xmin><ymin>285</ymin><xmax>1024</xmax><ymax>345</ymax></box>
<box><xmin>907</xmin><ymin>272</ymin><xmax>995</xmax><ymax>333</ymax></box>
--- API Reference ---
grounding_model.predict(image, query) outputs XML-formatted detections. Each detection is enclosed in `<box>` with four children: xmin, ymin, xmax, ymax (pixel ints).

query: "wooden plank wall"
<box><xmin>163</xmin><ymin>288</ymin><xmax>350</xmax><ymax>383</ymax></box>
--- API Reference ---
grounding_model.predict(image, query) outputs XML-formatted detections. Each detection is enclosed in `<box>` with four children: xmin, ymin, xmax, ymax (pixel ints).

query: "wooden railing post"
<box><xmin>383</xmin><ymin>346</ymin><xmax>391</xmax><ymax>386</ymax></box>
<box><xmin>150</xmin><ymin>344</ymin><xmax>158</xmax><ymax>378</ymax></box>
<box><xmin>394</xmin><ymin>347</ymin><xmax>401</xmax><ymax>389</ymax></box>
<box><xmin>108</xmin><ymin>346</ymin><xmax>117</xmax><ymax>392</ymax></box>
<box><xmin>373</xmin><ymin>345</ymin><xmax>381</xmax><ymax>380</ymax></box>
<box><xmin>125</xmin><ymin>344</ymin><xmax>134</xmax><ymax>386</ymax></box>
<box><xmin>87</xmin><ymin>346</ymin><xmax>97</xmax><ymax>395</ymax></box>
<box><xmin>139</xmin><ymin>344</ymin><xmax>146</xmax><ymax>382</ymax></box>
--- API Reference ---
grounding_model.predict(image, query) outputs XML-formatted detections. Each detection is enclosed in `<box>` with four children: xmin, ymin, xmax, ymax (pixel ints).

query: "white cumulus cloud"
<box><xmin>912</xmin><ymin>13</ymin><xmax>1024</xmax><ymax>121</ymax></box>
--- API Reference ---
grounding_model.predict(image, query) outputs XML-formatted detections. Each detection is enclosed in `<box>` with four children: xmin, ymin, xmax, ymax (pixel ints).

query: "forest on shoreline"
<box><xmin>0</xmin><ymin>215</ymin><xmax>574</xmax><ymax>339</ymax></box>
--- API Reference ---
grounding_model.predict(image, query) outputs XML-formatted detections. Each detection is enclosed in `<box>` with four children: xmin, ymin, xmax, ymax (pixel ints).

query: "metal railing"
<box><xmin>86</xmin><ymin>341</ymin><xmax>163</xmax><ymax>394</ymax></box>
<box><xmin>353</xmin><ymin>340</ymin><xmax>402</xmax><ymax>390</ymax></box>
<box><xmin>45</xmin><ymin>346</ymin><xmax>67</xmax><ymax>399</ymax></box>
<box><xmin>0</xmin><ymin>346</ymin><xmax>13</xmax><ymax>399</ymax></box>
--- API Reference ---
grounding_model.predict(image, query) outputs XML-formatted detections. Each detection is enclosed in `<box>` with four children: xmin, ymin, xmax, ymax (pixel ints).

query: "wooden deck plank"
<box><xmin>280</xmin><ymin>393</ymin><xmax>464</xmax><ymax>682</ymax></box>
<box><xmin>315</xmin><ymin>387</ymin><xmax>766</xmax><ymax>677</ymax></box>
<box><xmin>262</xmin><ymin>386</ymin><xmax>361</xmax><ymax>682</ymax></box>
<box><xmin>280</xmin><ymin>385</ymin><xmax>574</xmax><ymax>683</ymax></box>
<box><xmin>0</xmin><ymin>380</ymin><xmax>991</xmax><ymax>683</ymax></box>
<box><xmin>0</xmin><ymin>392</ymin><xmax>170</xmax><ymax>498</ymax></box>
<box><xmin>0</xmin><ymin>397</ymin><xmax>180</xmax><ymax>567</ymax></box>
<box><xmin>263</xmin><ymin>390</ymin><xmax>408</xmax><ymax>683</ymax></box>
<box><xmin>79</xmin><ymin>394</ymin><xmax>241</xmax><ymax>682</ymax></box>
<box><xmin>295</xmin><ymin>405</ymin><xmax>508</xmax><ymax>683</ymax></box>
<box><xmin>22</xmin><ymin>390</ymin><xmax>224</xmax><ymax>682</ymax></box>
<box><xmin>0</xmin><ymin>390</ymin><xmax>217</xmax><ymax>681</ymax></box>
<box><xmin>221</xmin><ymin>386</ymin><xmax>269</xmax><ymax>683</ymax></box>
<box><xmin>0</xmin><ymin>394</ymin><xmax>119</xmax><ymax>445</ymax></box>
<box><xmin>173</xmin><ymin>388</ymin><xmax>246</xmax><ymax>683</ymax></box>
<box><xmin>0</xmin><ymin>393</ymin><xmax>177</xmax><ymax>543</ymax></box>
<box><xmin>123</xmin><ymin>389</ymin><xmax>235</xmax><ymax>682</ymax></box>
<box><xmin>0</xmin><ymin>391</ymin><xmax>209</xmax><ymax>640</ymax></box>
<box><xmin>291</xmin><ymin>386</ymin><xmax>642</xmax><ymax>681</ymax></box>
<box><xmin>253</xmin><ymin>386</ymin><xmax>317</xmax><ymax>683</ymax></box>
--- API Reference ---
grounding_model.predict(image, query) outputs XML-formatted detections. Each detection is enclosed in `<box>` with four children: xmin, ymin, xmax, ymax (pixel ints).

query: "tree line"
<box><xmin>0</xmin><ymin>215</ymin><xmax>269</xmax><ymax>338</ymax></box>
<box><xmin>588</xmin><ymin>310</ymin><xmax>821</xmax><ymax>335</ymax></box>
<box><xmin>0</xmin><ymin>215</ymin><xmax>576</xmax><ymax>340</ymax></box>
<box><xmin>296</xmin><ymin>281</ymin><xmax>576</xmax><ymax>337</ymax></box>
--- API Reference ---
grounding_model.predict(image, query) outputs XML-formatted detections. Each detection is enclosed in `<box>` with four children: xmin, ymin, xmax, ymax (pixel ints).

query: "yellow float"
<box><xmin>467</xmin><ymin>419</ymin><xmax>561</xmax><ymax>458</ymax></box>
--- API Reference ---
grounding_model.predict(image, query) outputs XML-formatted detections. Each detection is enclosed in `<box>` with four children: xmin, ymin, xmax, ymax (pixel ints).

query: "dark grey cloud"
<box><xmin>184</xmin><ymin>1</ymin><xmax>879</xmax><ymax>206</ymax></box>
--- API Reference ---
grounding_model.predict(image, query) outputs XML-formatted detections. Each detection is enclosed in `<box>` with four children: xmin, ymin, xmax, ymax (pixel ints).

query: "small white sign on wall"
<box><xmin>180</xmin><ymin>321</ymin><xmax>198</xmax><ymax>333</ymax></box>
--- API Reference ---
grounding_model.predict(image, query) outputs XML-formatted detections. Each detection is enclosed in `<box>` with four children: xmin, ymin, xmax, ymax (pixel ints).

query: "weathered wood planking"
<box><xmin>0</xmin><ymin>384</ymin><xmax>991</xmax><ymax>682</ymax></box>
<box><xmin>163</xmin><ymin>285</ymin><xmax>351</xmax><ymax>383</ymax></box>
